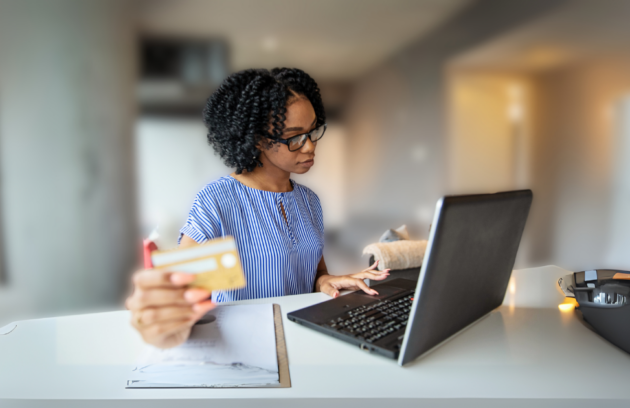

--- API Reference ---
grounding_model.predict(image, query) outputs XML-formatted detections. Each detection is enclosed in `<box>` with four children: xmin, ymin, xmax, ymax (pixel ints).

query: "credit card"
<box><xmin>150</xmin><ymin>236</ymin><xmax>246</xmax><ymax>293</ymax></box>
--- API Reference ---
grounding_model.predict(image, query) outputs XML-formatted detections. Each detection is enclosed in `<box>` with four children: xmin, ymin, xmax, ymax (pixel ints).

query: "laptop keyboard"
<box><xmin>325</xmin><ymin>291</ymin><xmax>414</xmax><ymax>344</ymax></box>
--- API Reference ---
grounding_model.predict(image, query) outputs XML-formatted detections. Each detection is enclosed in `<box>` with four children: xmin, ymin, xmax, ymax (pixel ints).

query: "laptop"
<box><xmin>288</xmin><ymin>190</ymin><xmax>533</xmax><ymax>366</ymax></box>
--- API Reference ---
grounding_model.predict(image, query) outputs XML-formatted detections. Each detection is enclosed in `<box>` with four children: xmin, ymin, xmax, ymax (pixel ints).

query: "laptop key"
<box><xmin>362</xmin><ymin>309</ymin><xmax>380</xmax><ymax>318</ymax></box>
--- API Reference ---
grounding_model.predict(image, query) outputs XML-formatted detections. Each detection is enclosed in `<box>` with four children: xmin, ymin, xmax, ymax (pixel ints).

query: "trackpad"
<box><xmin>352</xmin><ymin>284</ymin><xmax>407</xmax><ymax>300</ymax></box>
<box><xmin>289</xmin><ymin>285</ymin><xmax>406</xmax><ymax>324</ymax></box>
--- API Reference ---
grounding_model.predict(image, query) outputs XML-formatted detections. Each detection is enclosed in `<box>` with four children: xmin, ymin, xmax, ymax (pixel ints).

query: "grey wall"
<box><xmin>342</xmin><ymin>0</ymin><xmax>566</xmax><ymax>251</ymax></box>
<box><xmin>0</xmin><ymin>0</ymin><xmax>138</xmax><ymax>317</ymax></box>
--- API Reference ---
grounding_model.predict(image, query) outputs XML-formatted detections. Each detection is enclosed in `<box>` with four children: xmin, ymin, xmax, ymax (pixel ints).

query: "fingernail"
<box><xmin>372</xmin><ymin>291</ymin><xmax>379</xmax><ymax>295</ymax></box>
<box><xmin>184</xmin><ymin>289</ymin><xmax>209</xmax><ymax>303</ymax></box>
<box><xmin>333</xmin><ymin>292</ymin><xmax>339</xmax><ymax>298</ymax></box>
<box><xmin>171</xmin><ymin>273</ymin><xmax>195</xmax><ymax>285</ymax></box>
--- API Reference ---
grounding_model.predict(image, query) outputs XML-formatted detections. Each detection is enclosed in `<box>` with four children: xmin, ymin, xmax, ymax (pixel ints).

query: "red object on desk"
<box><xmin>143</xmin><ymin>239</ymin><xmax>158</xmax><ymax>269</ymax></box>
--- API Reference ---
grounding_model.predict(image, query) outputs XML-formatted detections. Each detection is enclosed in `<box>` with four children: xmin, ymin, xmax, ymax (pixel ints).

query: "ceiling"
<box><xmin>135</xmin><ymin>0</ymin><xmax>472</xmax><ymax>81</ymax></box>
<box><xmin>450</xmin><ymin>0</ymin><xmax>630</xmax><ymax>73</ymax></box>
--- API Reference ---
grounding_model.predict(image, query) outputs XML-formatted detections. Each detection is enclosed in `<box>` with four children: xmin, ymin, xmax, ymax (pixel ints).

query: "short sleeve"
<box><xmin>178</xmin><ymin>188</ymin><xmax>222</xmax><ymax>244</ymax></box>
<box><xmin>307</xmin><ymin>189</ymin><xmax>324</xmax><ymax>235</ymax></box>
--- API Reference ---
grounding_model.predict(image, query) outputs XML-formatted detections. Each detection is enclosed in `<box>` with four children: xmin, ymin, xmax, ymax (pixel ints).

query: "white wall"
<box><xmin>292</xmin><ymin>123</ymin><xmax>347</xmax><ymax>230</ymax></box>
<box><xmin>447</xmin><ymin>72</ymin><xmax>532</xmax><ymax>194</ymax></box>
<box><xmin>135</xmin><ymin>117</ymin><xmax>230</xmax><ymax>249</ymax></box>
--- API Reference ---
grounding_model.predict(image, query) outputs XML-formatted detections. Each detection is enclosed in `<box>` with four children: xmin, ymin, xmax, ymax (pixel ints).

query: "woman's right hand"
<box><xmin>125</xmin><ymin>270</ymin><xmax>216</xmax><ymax>349</ymax></box>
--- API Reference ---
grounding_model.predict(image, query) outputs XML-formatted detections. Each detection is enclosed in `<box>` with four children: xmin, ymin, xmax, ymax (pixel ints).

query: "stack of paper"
<box><xmin>127</xmin><ymin>303</ymin><xmax>278</xmax><ymax>388</ymax></box>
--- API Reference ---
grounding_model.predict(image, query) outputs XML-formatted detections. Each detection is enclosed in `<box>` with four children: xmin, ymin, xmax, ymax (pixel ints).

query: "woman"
<box><xmin>126</xmin><ymin>68</ymin><xmax>390</xmax><ymax>348</ymax></box>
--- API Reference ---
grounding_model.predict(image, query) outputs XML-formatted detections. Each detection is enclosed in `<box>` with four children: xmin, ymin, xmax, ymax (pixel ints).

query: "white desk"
<box><xmin>1</xmin><ymin>266</ymin><xmax>629</xmax><ymax>407</ymax></box>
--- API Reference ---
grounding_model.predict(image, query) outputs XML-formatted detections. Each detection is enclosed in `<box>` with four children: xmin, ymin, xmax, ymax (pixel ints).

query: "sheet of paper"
<box><xmin>127</xmin><ymin>304</ymin><xmax>278</xmax><ymax>388</ymax></box>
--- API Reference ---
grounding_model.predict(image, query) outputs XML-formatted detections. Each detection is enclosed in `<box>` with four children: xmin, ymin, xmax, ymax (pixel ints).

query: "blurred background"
<box><xmin>1</xmin><ymin>0</ymin><xmax>630</xmax><ymax>325</ymax></box>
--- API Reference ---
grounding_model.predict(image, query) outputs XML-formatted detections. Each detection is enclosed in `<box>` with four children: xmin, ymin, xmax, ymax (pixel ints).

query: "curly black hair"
<box><xmin>203</xmin><ymin>68</ymin><xmax>326</xmax><ymax>174</ymax></box>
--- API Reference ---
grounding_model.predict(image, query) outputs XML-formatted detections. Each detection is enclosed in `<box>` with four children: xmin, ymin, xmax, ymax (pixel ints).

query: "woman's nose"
<box><xmin>301</xmin><ymin>137</ymin><xmax>316</xmax><ymax>153</ymax></box>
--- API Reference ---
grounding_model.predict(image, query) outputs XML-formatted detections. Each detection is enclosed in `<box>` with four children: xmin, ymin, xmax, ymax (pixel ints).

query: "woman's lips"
<box><xmin>299</xmin><ymin>159</ymin><xmax>315</xmax><ymax>167</ymax></box>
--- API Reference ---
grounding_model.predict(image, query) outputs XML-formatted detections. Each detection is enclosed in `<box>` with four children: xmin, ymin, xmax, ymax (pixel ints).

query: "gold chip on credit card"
<box><xmin>150</xmin><ymin>236</ymin><xmax>246</xmax><ymax>292</ymax></box>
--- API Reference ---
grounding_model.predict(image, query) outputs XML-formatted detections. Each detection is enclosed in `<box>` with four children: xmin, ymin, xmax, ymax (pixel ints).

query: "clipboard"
<box><xmin>272</xmin><ymin>304</ymin><xmax>291</xmax><ymax>388</ymax></box>
<box><xmin>200</xmin><ymin>304</ymin><xmax>291</xmax><ymax>388</ymax></box>
<box><xmin>126</xmin><ymin>303</ymin><xmax>291</xmax><ymax>389</ymax></box>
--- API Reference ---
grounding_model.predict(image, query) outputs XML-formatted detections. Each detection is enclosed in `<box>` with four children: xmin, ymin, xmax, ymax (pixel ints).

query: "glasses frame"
<box><xmin>275</xmin><ymin>123</ymin><xmax>327</xmax><ymax>152</ymax></box>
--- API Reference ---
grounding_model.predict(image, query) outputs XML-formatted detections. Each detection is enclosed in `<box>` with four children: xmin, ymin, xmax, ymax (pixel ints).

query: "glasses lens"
<box><xmin>311</xmin><ymin>124</ymin><xmax>326</xmax><ymax>142</ymax></box>
<box><xmin>286</xmin><ymin>124</ymin><xmax>326</xmax><ymax>151</ymax></box>
<box><xmin>288</xmin><ymin>134</ymin><xmax>307</xmax><ymax>151</ymax></box>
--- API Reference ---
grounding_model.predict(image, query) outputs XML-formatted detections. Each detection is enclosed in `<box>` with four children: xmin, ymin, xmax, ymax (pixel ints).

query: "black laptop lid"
<box><xmin>398</xmin><ymin>190</ymin><xmax>532</xmax><ymax>365</ymax></box>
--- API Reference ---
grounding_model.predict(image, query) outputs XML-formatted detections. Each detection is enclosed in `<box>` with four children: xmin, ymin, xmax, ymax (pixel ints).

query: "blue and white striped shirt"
<box><xmin>179</xmin><ymin>175</ymin><xmax>325</xmax><ymax>302</ymax></box>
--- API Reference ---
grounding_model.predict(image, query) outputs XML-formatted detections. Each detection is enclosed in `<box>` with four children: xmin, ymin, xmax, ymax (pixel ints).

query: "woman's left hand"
<box><xmin>316</xmin><ymin>260</ymin><xmax>390</xmax><ymax>298</ymax></box>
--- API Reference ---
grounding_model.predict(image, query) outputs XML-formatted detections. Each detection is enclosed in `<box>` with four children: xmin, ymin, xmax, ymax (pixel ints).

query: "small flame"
<box><xmin>509</xmin><ymin>278</ymin><xmax>516</xmax><ymax>295</ymax></box>
<box><xmin>558</xmin><ymin>298</ymin><xmax>578</xmax><ymax>312</ymax></box>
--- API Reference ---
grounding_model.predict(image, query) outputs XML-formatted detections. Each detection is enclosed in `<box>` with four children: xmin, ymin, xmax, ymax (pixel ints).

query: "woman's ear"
<box><xmin>253</xmin><ymin>140</ymin><xmax>267</xmax><ymax>167</ymax></box>
<box><xmin>257</xmin><ymin>137</ymin><xmax>277</xmax><ymax>153</ymax></box>
<box><xmin>254</xmin><ymin>142</ymin><xmax>264</xmax><ymax>156</ymax></box>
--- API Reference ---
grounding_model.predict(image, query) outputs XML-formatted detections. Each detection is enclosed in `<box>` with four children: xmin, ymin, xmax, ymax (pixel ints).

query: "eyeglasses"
<box><xmin>275</xmin><ymin>123</ymin><xmax>326</xmax><ymax>152</ymax></box>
